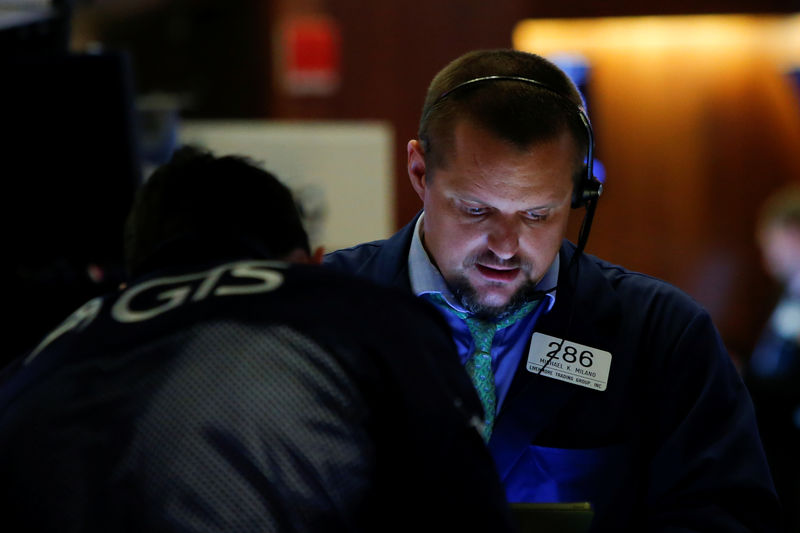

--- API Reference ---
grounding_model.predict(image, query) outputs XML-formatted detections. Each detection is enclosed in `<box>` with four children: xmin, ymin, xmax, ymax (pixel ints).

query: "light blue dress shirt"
<box><xmin>408</xmin><ymin>213</ymin><xmax>557</xmax><ymax>412</ymax></box>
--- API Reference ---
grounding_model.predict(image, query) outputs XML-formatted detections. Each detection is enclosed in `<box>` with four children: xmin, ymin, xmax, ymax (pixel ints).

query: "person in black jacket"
<box><xmin>0</xmin><ymin>146</ymin><xmax>515</xmax><ymax>533</ymax></box>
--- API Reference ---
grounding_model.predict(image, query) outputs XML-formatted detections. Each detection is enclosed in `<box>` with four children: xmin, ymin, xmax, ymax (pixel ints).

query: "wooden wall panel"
<box><xmin>586</xmin><ymin>50</ymin><xmax>800</xmax><ymax>361</ymax></box>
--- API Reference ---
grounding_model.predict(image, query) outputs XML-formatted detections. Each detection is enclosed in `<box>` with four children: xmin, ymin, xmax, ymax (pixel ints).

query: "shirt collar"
<box><xmin>408</xmin><ymin>211</ymin><xmax>558</xmax><ymax>314</ymax></box>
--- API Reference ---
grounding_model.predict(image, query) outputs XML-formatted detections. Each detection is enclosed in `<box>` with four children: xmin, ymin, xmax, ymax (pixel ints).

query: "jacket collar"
<box><xmin>362</xmin><ymin>212</ymin><xmax>420</xmax><ymax>291</ymax></box>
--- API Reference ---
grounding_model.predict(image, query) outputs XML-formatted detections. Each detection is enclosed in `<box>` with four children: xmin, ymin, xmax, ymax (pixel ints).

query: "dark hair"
<box><xmin>124</xmin><ymin>145</ymin><xmax>310</xmax><ymax>277</ymax></box>
<box><xmin>418</xmin><ymin>49</ymin><xmax>589</xmax><ymax>185</ymax></box>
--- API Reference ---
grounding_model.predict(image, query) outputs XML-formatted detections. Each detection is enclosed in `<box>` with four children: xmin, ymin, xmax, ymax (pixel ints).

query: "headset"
<box><xmin>427</xmin><ymin>75</ymin><xmax>603</xmax><ymax>259</ymax></box>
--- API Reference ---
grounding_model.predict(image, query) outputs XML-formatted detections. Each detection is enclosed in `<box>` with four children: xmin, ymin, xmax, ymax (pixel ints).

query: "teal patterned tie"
<box><xmin>430</xmin><ymin>295</ymin><xmax>538</xmax><ymax>442</ymax></box>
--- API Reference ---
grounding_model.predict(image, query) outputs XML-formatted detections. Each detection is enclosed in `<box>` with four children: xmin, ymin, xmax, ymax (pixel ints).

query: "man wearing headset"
<box><xmin>324</xmin><ymin>49</ymin><xmax>780</xmax><ymax>531</ymax></box>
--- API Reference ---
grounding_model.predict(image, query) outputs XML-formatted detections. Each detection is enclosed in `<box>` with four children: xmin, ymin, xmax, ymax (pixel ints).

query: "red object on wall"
<box><xmin>281</xmin><ymin>15</ymin><xmax>341</xmax><ymax>96</ymax></box>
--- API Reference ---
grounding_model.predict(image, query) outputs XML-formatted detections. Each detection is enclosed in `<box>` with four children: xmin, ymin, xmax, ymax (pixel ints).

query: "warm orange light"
<box><xmin>513</xmin><ymin>14</ymin><xmax>800</xmax><ymax>69</ymax></box>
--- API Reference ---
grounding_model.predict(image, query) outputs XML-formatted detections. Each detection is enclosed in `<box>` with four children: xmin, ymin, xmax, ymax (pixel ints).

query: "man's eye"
<box><xmin>464</xmin><ymin>206</ymin><xmax>488</xmax><ymax>216</ymax></box>
<box><xmin>524</xmin><ymin>212</ymin><xmax>548</xmax><ymax>222</ymax></box>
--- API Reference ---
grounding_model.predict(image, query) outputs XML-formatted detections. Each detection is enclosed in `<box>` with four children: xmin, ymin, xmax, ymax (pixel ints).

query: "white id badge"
<box><xmin>526</xmin><ymin>333</ymin><xmax>612</xmax><ymax>391</ymax></box>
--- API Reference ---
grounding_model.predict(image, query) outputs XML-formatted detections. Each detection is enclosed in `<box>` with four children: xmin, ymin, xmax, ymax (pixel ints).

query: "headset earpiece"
<box><xmin>572</xmin><ymin>172</ymin><xmax>603</xmax><ymax>209</ymax></box>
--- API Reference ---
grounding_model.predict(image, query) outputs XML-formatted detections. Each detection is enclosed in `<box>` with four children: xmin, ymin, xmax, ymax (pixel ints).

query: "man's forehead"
<box><xmin>436</xmin><ymin>117</ymin><xmax>580</xmax><ymax>157</ymax></box>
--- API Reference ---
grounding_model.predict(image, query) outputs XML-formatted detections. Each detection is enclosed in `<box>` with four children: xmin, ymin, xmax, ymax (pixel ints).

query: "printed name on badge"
<box><xmin>526</xmin><ymin>333</ymin><xmax>612</xmax><ymax>391</ymax></box>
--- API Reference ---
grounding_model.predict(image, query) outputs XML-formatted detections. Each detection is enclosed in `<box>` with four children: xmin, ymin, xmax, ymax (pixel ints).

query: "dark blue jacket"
<box><xmin>324</xmin><ymin>214</ymin><xmax>781</xmax><ymax>532</ymax></box>
<box><xmin>0</xmin><ymin>257</ymin><xmax>515</xmax><ymax>533</ymax></box>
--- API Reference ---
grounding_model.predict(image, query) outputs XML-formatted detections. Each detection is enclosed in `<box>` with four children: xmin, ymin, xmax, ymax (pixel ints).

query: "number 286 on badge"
<box><xmin>526</xmin><ymin>333</ymin><xmax>612</xmax><ymax>391</ymax></box>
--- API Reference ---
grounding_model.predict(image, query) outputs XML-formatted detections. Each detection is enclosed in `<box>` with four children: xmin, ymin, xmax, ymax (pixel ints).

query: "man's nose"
<box><xmin>486</xmin><ymin>215</ymin><xmax>520</xmax><ymax>260</ymax></box>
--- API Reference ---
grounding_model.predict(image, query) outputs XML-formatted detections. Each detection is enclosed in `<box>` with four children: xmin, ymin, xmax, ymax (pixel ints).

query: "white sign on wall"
<box><xmin>178</xmin><ymin>120</ymin><xmax>395</xmax><ymax>252</ymax></box>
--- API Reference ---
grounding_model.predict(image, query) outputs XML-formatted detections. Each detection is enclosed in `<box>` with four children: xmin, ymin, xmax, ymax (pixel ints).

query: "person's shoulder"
<box><xmin>323</xmin><ymin>238</ymin><xmax>388</xmax><ymax>268</ymax></box>
<box><xmin>323</xmin><ymin>214</ymin><xmax>420</xmax><ymax>275</ymax></box>
<box><xmin>291</xmin><ymin>262</ymin><xmax>425</xmax><ymax>305</ymax></box>
<box><xmin>581</xmin><ymin>250</ymin><xmax>706</xmax><ymax>315</ymax></box>
<box><xmin>290</xmin><ymin>263</ymin><xmax>447</xmax><ymax>327</ymax></box>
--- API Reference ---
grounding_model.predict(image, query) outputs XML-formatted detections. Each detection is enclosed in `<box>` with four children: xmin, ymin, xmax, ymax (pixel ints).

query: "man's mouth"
<box><xmin>475</xmin><ymin>264</ymin><xmax>520</xmax><ymax>282</ymax></box>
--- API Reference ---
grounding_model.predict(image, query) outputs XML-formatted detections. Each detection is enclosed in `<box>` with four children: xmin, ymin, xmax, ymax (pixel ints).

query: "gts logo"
<box><xmin>112</xmin><ymin>260</ymin><xmax>285</xmax><ymax>323</ymax></box>
<box><xmin>25</xmin><ymin>260</ymin><xmax>286</xmax><ymax>364</ymax></box>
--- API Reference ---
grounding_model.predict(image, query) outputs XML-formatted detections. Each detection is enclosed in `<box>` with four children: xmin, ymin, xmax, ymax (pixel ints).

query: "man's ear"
<box><xmin>311</xmin><ymin>246</ymin><xmax>325</xmax><ymax>265</ymax></box>
<box><xmin>283</xmin><ymin>247</ymin><xmax>314</xmax><ymax>264</ymax></box>
<box><xmin>407</xmin><ymin>139</ymin><xmax>428</xmax><ymax>202</ymax></box>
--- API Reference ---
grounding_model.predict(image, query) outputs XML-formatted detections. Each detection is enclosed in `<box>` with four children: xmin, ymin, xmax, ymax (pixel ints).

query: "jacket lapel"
<box><xmin>489</xmin><ymin>242</ymin><xmax>622</xmax><ymax>480</ymax></box>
